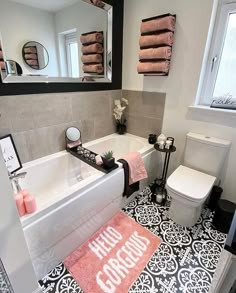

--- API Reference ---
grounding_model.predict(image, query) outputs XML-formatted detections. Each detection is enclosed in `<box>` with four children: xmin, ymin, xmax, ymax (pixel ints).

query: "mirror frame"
<box><xmin>0</xmin><ymin>0</ymin><xmax>123</xmax><ymax>96</ymax></box>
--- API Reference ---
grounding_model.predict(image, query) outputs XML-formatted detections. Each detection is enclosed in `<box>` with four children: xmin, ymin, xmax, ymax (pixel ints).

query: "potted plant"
<box><xmin>102</xmin><ymin>150</ymin><xmax>115</xmax><ymax>169</ymax></box>
<box><xmin>113</xmin><ymin>98</ymin><xmax>129</xmax><ymax>135</ymax></box>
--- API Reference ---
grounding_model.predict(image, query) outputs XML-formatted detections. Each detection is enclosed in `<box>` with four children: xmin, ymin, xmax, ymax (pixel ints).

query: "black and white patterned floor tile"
<box><xmin>39</xmin><ymin>186</ymin><xmax>226</xmax><ymax>293</ymax></box>
<box><xmin>0</xmin><ymin>259</ymin><xmax>14</xmax><ymax>293</ymax></box>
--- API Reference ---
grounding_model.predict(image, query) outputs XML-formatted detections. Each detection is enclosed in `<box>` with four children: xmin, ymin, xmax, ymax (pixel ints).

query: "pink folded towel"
<box><xmin>25</xmin><ymin>53</ymin><xmax>38</xmax><ymax>60</ymax></box>
<box><xmin>141</xmin><ymin>15</ymin><xmax>176</xmax><ymax>34</ymax></box>
<box><xmin>83</xmin><ymin>63</ymin><xmax>104</xmax><ymax>74</ymax></box>
<box><xmin>122</xmin><ymin>152</ymin><xmax>148</xmax><ymax>185</ymax></box>
<box><xmin>26</xmin><ymin>59</ymin><xmax>38</xmax><ymax>66</ymax></box>
<box><xmin>82</xmin><ymin>43</ymin><xmax>104</xmax><ymax>54</ymax></box>
<box><xmin>137</xmin><ymin>61</ymin><xmax>170</xmax><ymax>74</ymax></box>
<box><xmin>139</xmin><ymin>47</ymin><xmax>172</xmax><ymax>60</ymax></box>
<box><xmin>139</xmin><ymin>32</ymin><xmax>174</xmax><ymax>48</ymax></box>
<box><xmin>24</xmin><ymin>47</ymin><xmax>37</xmax><ymax>54</ymax></box>
<box><xmin>0</xmin><ymin>51</ymin><xmax>3</xmax><ymax>59</ymax></box>
<box><xmin>80</xmin><ymin>32</ymin><xmax>103</xmax><ymax>45</ymax></box>
<box><xmin>81</xmin><ymin>54</ymin><xmax>102</xmax><ymax>64</ymax></box>
<box><xmin>0</xmin><ymin>61</ymin><xmax>6</xmax><ymax>70</ymax></box>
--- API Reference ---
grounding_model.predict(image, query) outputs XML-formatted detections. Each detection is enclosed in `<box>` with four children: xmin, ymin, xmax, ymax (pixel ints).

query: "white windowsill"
<box><xmin>188</xmin><ymin>105</ymin><xmax>236</xmax><ymax>117</ymax></box>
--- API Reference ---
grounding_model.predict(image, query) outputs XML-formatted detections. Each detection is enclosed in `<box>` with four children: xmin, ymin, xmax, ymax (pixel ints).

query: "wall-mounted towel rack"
<box><xmin>138</xmin><ymin>13</ymin><xmax>176</xmax><ymax>76</ymax></box>
<box><xmin>80</xmin><ymin>31</ymin><xmax>104</xmax><ymax>75</ymax></box>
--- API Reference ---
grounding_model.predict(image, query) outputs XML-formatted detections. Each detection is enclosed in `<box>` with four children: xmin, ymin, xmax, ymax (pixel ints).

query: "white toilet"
<box><xmin>166</xmin><ymin>132</ymin><xmax>231</xmax><ymax>227</ymax></box>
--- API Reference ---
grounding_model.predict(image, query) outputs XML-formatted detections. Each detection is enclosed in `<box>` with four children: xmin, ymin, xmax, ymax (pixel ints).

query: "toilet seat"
<box><xmin>167</xmin><ymin>165</ymin><xmax>216</xmax><ymax>202</ymax></box>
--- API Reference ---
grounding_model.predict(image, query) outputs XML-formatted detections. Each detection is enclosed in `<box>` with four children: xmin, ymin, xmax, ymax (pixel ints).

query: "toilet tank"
<box><xmin>184</xmin><ymin>132</ymin><xmax>231</xmax><ymax>178</ymax></box>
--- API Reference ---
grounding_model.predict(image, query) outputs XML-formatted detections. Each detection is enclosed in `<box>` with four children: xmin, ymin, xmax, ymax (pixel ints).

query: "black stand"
<box><xmin>151</xmin><ymin>144</ymin><xmax>176</xmax><ymax>204</ymax></box>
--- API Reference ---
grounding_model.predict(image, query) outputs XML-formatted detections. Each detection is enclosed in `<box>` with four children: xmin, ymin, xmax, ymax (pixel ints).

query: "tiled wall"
<box><xmin>122</xmin><ymin>90</ymin><xmax>166</xmax><ymax>138</ymax></box>
<box><xmin>0</xmin><ymin>89</ymin><xmax>165</xmax><ymax>164</ymax></box>
<box><xmin>0</xmin><ymin>90</ymin><xmax>120</xmax><ymax>163</ymax></box>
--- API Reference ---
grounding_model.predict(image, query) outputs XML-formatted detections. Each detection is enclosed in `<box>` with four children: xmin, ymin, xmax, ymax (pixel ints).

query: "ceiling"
<box><xmin>10</xmin><ymin>0</ymin><xmax>80</xmax><ymax>12</ymax></box>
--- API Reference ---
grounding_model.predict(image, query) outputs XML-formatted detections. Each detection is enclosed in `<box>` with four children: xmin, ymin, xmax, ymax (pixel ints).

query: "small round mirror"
<box><xmin>22</xmin><ymin>41</ymin><xmax>49</xmax><ymax>70</ymax></box>
<box><xmin>66</xmin><ymin>127</ymin><xmax>81</xmax><ymax>142</ymax></box>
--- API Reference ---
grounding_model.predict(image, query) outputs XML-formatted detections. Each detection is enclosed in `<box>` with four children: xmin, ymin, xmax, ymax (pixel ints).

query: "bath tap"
<box><xmin>9</xmin><ymin>171</ymin><xmax>27</xmax><ymax>193</ymax></box>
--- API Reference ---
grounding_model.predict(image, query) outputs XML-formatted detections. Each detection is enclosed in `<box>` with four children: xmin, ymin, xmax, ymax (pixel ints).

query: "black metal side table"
<box><xmin>151</xmin><ymin>144</ymin><xmax>176</xmax><ymax>204</ymax></box>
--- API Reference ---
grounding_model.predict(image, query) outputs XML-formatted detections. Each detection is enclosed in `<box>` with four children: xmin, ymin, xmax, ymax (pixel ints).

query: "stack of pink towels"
<box><xmin>80</xmin><ymin>31</ymin><xmax>104</xmax><ymax>74</ymax></box>
<box><xmin>138</xmin><ymin>14</ymin><xmax>176</xmax><ymax>75</ymax></box>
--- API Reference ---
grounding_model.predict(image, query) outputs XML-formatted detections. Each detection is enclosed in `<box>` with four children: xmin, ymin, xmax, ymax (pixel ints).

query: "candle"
<box><xmin>159</xmin><ymin>141</ymin><xmax>165</xmax><ymax>149</ymax></box>
<box><xmin>165</xmin><ymin>140</ymin><xmax>172</xmax><ymax>149</ymax></box>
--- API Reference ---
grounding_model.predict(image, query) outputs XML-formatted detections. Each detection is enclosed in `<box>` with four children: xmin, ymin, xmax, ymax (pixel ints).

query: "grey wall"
<box><xmin>123</xmin><ymin>90</ymin><xmax>166</xmax><ymax>138</ymax></box>
<box><xmin>0</xmin><ymin>89</ymin><xmax>165</xmax><ymax>164</ymax></box>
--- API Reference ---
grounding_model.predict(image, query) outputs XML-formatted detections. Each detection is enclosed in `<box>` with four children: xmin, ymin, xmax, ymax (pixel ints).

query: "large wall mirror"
<box><xmin>0</xmin><ymin>0</ymin><xmax>112</xmax><ymax>83</ymax></box>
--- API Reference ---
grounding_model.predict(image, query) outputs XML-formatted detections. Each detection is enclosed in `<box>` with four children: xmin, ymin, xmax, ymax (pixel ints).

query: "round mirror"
<box><xmin>22</xmin><ymin>41</ymin><xmax>49</xmax><ymax>70</ymax></box>
<box><xmin>66</xmin><ymin>127</ymin><xmax>81</xmax><ymax>142</ymax></box>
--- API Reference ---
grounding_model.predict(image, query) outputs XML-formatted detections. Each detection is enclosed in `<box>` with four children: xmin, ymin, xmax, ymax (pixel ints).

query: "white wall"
<box><xmin>54</xmin><ymin>1</ymin><xmax>107</xmax><ymax>76</ymax></box>
<box><xmin>0</xmin><ymin>152</ymin><xmax>39</xmax><ymax>292</ymax></box>
<box><xmin>123</xmin><ymin>0</ymin><xmax>236</xmax><ymax>203</ymax></box>
<box><xmin>0</xmin><ymin>0</ymin><xmax>59</xmax><ymax>76</ymax></box>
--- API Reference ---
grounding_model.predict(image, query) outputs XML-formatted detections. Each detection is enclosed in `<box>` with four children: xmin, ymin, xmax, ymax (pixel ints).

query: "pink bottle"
<box><xmin>24</xmin><ymin>194</ymin><xmax>37</xmax><ymax>214</ymax></box>
<box><xmin>14</xmin><ymin>193</ymin><xmax>26</xmax><ymax>217</ymax></box>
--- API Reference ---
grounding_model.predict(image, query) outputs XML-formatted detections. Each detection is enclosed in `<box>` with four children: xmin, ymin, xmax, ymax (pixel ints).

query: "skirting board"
<box><xmin>33</xmin><ymin>287</ymin><xmax>43</xmax><ymax>293</ymax></box>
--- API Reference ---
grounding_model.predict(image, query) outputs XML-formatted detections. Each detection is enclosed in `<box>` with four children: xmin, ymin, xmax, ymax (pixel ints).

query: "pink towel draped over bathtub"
<box><xmin>137</xmin><ymin>61</ymin><xmax>170</xmax><ymax>74</ymax></box>
<box><xmin>139</xmin><ymin>46</ymin><xmax>172</xmax><ymax>60</ymax></box>
<box><xmin>139</xmin><ymin>32</ymin><xmax>174</xmax><ymax>48</ymax></box>
<box><xmin>122</xmin><ymin>152</ymin><xmax>148</xmax><ymax>185</ymax></box>
<box><xmin>141</xmin><ymin>15</ymin><xmax>176</xmax><ymax>34</ymax></box>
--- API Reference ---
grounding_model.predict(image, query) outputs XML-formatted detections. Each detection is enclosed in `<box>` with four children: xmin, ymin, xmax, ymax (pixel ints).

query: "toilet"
<box><xmin>166</xmin><ymin>132</ymin><xmax>231</xmax><ymax>227</ymax></box>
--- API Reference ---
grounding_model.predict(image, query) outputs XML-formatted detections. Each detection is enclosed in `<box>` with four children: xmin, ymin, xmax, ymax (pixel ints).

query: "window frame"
<box><xmin>65</xmin><ymin>33</ymin><xmax>79</xmax><ymax>78</ymax></box>
<box><xmin>199</xmin><ymin>1</ymin><xmax>236</xmax><ymax>106</ymax></box>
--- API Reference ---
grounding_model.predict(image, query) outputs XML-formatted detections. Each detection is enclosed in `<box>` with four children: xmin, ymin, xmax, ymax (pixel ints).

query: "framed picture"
<box><xmin>0</xmin><ymin>134</ymin><xmax>22</xmax><ymax>174</ymax></box>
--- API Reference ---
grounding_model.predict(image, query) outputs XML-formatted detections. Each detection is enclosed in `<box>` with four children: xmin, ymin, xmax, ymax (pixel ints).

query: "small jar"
<box><xmin>148</xmin><ymin>134</ymin><xmax>157</xmax><ymax>144</ymax></box>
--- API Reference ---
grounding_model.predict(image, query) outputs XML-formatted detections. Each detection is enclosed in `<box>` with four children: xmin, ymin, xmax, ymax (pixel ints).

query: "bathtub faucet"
<box><xmin>9</xmin><ymin>172</ymin><xmax>27</xmax><ymax>193</ymax></box>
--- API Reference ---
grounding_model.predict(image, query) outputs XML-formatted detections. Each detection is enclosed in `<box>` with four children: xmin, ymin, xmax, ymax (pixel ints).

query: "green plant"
<box><xmin>103</xmin><ymin>150</ymin><xmax>114</xmax><ymax>160</ymax></box>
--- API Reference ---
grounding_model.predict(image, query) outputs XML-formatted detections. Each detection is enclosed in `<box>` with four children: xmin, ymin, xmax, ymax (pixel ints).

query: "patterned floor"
<box><xmin>0</xmin><ymin>259</ymin><xmax>14</xmax><ymax>293</ymax></box>
<box><xmin>39</xmin><ymin>186</ymin><xmax>227</xmax><ymax>293</ymax></box>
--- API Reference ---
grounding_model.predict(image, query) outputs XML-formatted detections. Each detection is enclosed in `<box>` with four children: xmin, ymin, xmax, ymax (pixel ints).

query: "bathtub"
<box><xmin>21</xmin><ymin>133</ymin><xmax>160</xmax><ymax>279</ymax></box>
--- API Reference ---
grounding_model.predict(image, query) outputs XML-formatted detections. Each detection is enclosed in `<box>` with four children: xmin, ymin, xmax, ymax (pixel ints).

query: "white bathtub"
<box><xmin>21</xmin><ymin>133</ymin><xmax>160</xmax><ymax>279</ymax></box>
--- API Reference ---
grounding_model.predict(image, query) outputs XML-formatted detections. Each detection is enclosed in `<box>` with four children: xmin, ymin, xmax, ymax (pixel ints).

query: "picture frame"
<box><xmin>0</xmin><ymin>134</ymin><xmax>22</xmax><ymax>174</ymax></box>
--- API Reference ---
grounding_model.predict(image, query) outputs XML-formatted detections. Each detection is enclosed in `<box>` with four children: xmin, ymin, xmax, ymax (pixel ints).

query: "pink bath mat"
<box><xmin>64</xmin><ymin>211</ymin><xmax>161</xmax><ymax>293</ymax></box>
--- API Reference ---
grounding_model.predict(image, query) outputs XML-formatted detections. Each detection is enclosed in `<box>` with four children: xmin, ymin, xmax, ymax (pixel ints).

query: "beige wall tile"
<box><xmin>123</xmin><ymin>90</ymin><xmax>165</xmax><ymax>138</ymax></box>
<box><xmin>3</xmin><ymin>95</ymin><xmax>35</xmax><ymax>132</ymax></box>
<box><xmin>31</xmin><ymin>94</ymin><xmax>72</xmax><ymax>128</ymax></box>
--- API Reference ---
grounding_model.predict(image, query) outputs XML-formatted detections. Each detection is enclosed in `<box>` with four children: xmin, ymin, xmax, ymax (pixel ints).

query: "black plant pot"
<box><xmin>117</xmin><ymin>124</ymin><xmax>127</xmax><ymax>135</ymax></box>
<box><xmin>102</xmin><ymin>157</ymin><xmax>115</xmax><ymax>169</ymax></box>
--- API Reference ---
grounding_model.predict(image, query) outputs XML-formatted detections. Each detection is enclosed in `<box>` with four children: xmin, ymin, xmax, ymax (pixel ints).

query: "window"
<box><xmin>65</xmin><ymin>33</ymin><xmax>79</xmax><ymax>78</ymax></box>
<box><xmin>199</xmin><ymin>2</ymin><xmax>236</xmax><ymax>106</ymax></box>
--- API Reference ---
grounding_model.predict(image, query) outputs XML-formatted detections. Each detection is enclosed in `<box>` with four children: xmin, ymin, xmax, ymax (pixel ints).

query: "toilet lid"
<box><xmin>167</xmin><ymin>165</ymin><xmax>216</xmax><ymax>201</ymax></box>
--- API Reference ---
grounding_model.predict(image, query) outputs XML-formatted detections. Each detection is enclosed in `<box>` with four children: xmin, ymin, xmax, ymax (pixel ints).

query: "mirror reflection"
<box><xmin>22</xmin><ymin>41</ymin><xmax>49</xmax><ymax>70</ymax></box>
<box><xmin>0</xmin><ymin>0</ymin><xmax>112</xmax><ymax>83</ymax></box>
